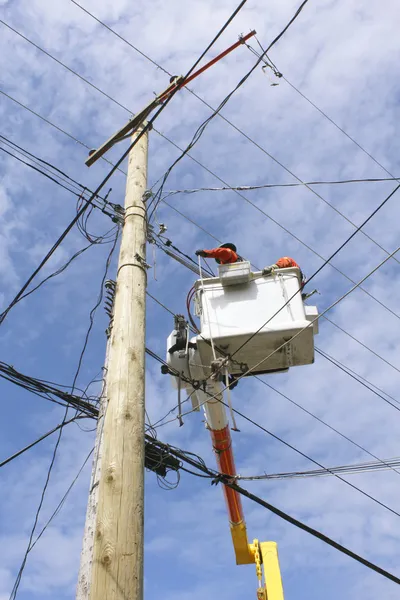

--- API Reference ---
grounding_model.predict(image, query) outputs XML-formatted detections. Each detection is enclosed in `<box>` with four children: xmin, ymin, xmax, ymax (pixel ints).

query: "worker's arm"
<box><xmin>262</xmin><ymin>257</ymin><xmax>301</xmax><ymax>276</ymax></box>
<box><xmin>195</xmin><ymin>247</ymin><xmax>237</xmax><ymax>263</ymax></box>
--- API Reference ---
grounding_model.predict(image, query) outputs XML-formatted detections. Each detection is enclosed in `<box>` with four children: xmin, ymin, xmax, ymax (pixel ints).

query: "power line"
<box><xmin>148</xmin><ymin>436</ymin><xmax>400</xmax><ymax>586</ymax></box>
<box><xmin>9</xmin><ymin>403</ymin><xmax>70</xmax><ymax>600</ymax></box>
<box><xmin>3</xmin><ymin>25</ymin><xmax>400</xmax><ymax>404</ymax></box>
<box><xmin>0</xmin><ymin>416</ymin><xmax>83</xmax><ymax>468</ymax></box>
<box><xmin>281</xmin><ymin>74</ymin><xmax>400</xmax><ymax>182</ymax></box>
<box><xmin>315</xmin><ymin>348</ymin><xmax>400</xmax><ymax>412</ymax></box>
<box><xmin>29</xmin><ymin>446</ymin><xmax>94</xmax><ymax>552</ymax></box>
<box><xmin>162</xmin><ymin>176</ymin><xmax>400</xmax><ymax>194</ymax></box>
<box><xmin>0</xmin><ymin>89</ymin><xmax>127</xmax><ymax>175</ymax></box>
<box><xmin>1</xmin><ymin>0</ymin><xmax>253</xmax><ymax>330</ymax></box>
<box><xmin>0</xmin><ymin>361</ymin><xmax>99</xmax><ymax>417</ymax></box>
<box><xmin>243</xmin><ymin>456</ymin><xmax>400</xmax><ymax>481</ymax></box>
<box><xmin>9</xmin><ymin>444</ymin><xmax>94</xmax><ymax>600</ymax></box>
<box><xmin>0</xmin><ymin>133</ymin><xmax>121</xmax><ymax>215</ymax></box>
<box><xmin>8</xmin><ymin>221</ymin><xmax>118</xmax><ymax>598</ymax></box>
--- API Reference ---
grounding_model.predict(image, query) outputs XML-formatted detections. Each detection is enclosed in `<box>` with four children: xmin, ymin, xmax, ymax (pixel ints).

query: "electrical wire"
<box><xmin>149</xmin><ymin>436</ymin><xmax>400</xmax><ymax>586</ymax></box>
<box><xmin>6</xmin><ymin>14</ymin><xmax>400</xmax><ymax>284</ymax></box>
<box><xmin>162</xmin><ymin>176</ymin><xmax>400</xmax><ymax>194</ymax></box>
<box><xmin>8</xmin><ymin>222</ymin><xmax>118</xmax><ymax>598</ymax></box>
<box><xmin>0</xmin><ymin>133</ymin><xmax>117</xmax><ymax>211</ymax></box>
<box><xmin>0</xmin><ymin>88</ymin><xmax>127</xmax><ymax>175</ymax></box>
<box><xmin>315</xmin><ymin>347</ymin><xmax>400</xmax><ymax>412</ymax></box>
<box><xmin>241</xmin><ymin>456</ymin><xmax>400</xmax><ymax>481</ymax></box>
<box><xmin>9</xmin><ymin>404</ymin><xmax>69</xmax><ymax>600</ymax></box>
<box><xmin>0</xmin><ymin>416</ymin><xmax>83</xmax><ymax>468</ymax></box>
<box><xmin>1</xmin><ymin>0</ymin><xmax>252</xmax><ymax>327</ymax></box>
<box><xmin>146</xmin><ymin>342</ymin><xmax>400</xmax><ymax>487</ymax></box>
<box><xmin>0</xmin><ymin>361</ymin><xmax>99</xmax><ymax>417</ymax></box>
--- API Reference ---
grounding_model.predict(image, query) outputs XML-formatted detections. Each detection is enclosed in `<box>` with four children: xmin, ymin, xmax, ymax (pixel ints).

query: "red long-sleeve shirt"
<box><xmin>203</xmin><ymin>247</ymin><xmax>238</xmax><ymax>264</ymax></box>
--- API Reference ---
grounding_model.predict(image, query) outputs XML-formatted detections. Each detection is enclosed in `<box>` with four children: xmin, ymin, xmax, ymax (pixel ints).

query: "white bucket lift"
<box><xmin>165</xmin><ymin>262</ymin><xmax>318</xmax><ymax>395</ymax></box>
<box><xmin>163</xmin><ymin>262</ymin><xmax>319</xmax><ymax>583</ymax></box>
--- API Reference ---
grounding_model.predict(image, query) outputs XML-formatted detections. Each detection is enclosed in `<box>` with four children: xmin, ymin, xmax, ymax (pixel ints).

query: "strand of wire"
<box><xmin>0</xmin><ymin>362</ymin><xmax>98</xmax><ymax>417</ymax></box>
<box><xmin>0</xmin><ymin>133</ymin><xmax>118</xmax><ymax>212</ymax></box>
<box><xmin>147</xmin><ymin>289</ymin><xmax>400</xmax><ymax>424</ymax></box>
<box><xmin>241</xmin><ymin>456</ymin><xmax>400</xmax><ymax>481</ymax></box>
<box><xmin>3</xmin><ymin>56</ymin><xmax>399</xmax><ymax>386</ymax></box>
<box><xmin>162</xmin><ymin>176</ymin><xmax>400</xmax><ymax>195</ymax></box>
<box><xmin>211</xmin><ymin>242</ymin><xmax>400</xmax><ymax>401</ymax></box>
<box><xmin>0</xmin><ymin>416</ymin><xmax>84</xmax><ymax>469</ymax></box>
<box><xmin>8</xmin><ymin>224</ymin><xmax>118</xmax><ymax>598</ymax></box>
<box><xmin>148</xmin><ymin>436</ymin><xmax>400</xmax><ymax>586</ymax></box>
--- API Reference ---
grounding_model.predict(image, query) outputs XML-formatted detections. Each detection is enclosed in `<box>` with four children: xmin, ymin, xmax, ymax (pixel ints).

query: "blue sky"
<box><xmin>1</xmin><ymin>0</ymin><xmax>400</xmax><ymax>598</ymax></box>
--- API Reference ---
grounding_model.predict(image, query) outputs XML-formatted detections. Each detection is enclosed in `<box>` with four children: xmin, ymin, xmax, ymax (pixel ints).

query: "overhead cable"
<box><xmin>162</xmin><ymin>177</ymin><xmax>400</xmax><ymax>195</ymax></box>
<box><xmin>148</xmin><ymin>436</ymin><xmax>400</xmax><ymax>586</ymax></box>
<box><xmin>242</xmin><ymin>456</ymin><xmax>400</xmax><ymax>481</ymax></box>
<box><xmin>0</xmin><ymin>416</ymin><xmax>83</xmax><ymax>469</ymax></box>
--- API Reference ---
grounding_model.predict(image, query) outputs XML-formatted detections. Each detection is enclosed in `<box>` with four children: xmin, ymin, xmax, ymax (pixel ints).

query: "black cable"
<box><xmin>0</xmin><ymin>362</ymin><xmax>99</xmax><ymax>417</ymax></box>
<box><xmin>150</xmin><ymin>437</ymin><xmax>400</xmax><ymax>586</ymax></box>
<box><xmin>3</xmin><ymin>80</ymin><xmax>399</xmax><ymax>331</ymax></box>
<box><xmin>0</xmin><ymin>146</ymin><xmax>85</xmax><ymax>198</ymax></box>
<box><xmin>0</xmin><ymin>416</ymin><xmax>81</xmax><ymax>468</ymax></box>
<box><xmin>9</xmin><ymin>404</ymin><xmax>69</xmax><ymax>600</ymax></box>
<box><xmin>316</xmin><ymin>348</ymin><xmax>400</xmax><ymax>413</ymax></box>
<box><xmin>163</xmin><ymin>176</ymin><xmax>400</xmax><ymax>195</ymax></box>
<box><xmin>29</xmin><ymin>447</ymin><xmax>94</xmax><ymax>552</ymax></box>
<box><xmin>147</xmin><ymin>339</ymin><xmax>400</xmax><ymax>509</ymax></box>
<box><xmin>17</xmin><ymin>243</ymin><xmax>93</xmax><ymax>302</ymax></box>
<box><xmin>0</xmin><ymin>135</ymin><xmax>122</xmax><ymax>220</ymax></box>
<box><xmin>221</xmin><ymin>399</ymin><xmax>400</xmax><ymax>519</ymax></box>
<box><xmin>70</xmin><ymin>227</ymin><xmax>120</xmax><ymax>415</ymax></box>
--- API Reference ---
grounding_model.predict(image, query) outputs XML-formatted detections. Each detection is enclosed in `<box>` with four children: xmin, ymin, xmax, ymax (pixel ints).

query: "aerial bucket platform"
<box><xmin>164</xmin><ymin>261</ymin><xmax>319</xmax><ymax>599</ymax></box>
<box><xmin>194</xmin><ymin>262</ymin><xmax>318</xmax><ymax>377</ymax></box>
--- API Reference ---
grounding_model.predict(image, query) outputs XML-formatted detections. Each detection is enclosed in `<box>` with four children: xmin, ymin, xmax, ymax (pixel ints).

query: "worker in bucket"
<box><xmin>195</xmin><ymin>242</ymin><xmax>241</xmax><ymax>264</ymax></box>
<box><xmin>263</xmin><ymin>256</ymin><xmax>305</xmax><ymax>285</ymax></box>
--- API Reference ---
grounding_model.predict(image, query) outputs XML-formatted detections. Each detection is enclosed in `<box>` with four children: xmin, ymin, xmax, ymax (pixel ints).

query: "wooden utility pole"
<box><xmin>77</xmin><ymin>126</ymin><xmax>148</xmax><ymax>600</ymax></box>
